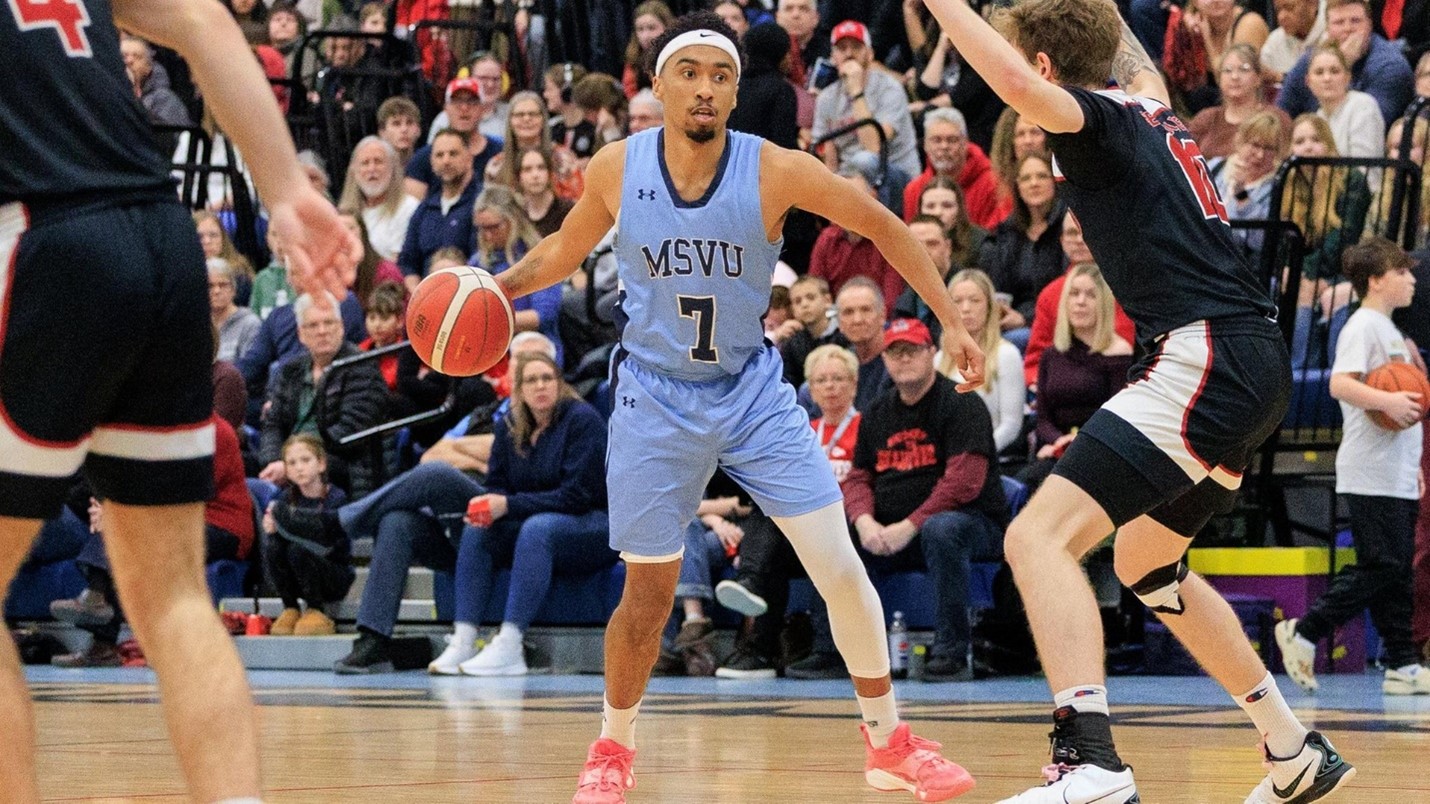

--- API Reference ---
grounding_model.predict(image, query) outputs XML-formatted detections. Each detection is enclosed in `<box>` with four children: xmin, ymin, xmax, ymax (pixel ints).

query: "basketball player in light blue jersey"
<box><xmin>495</xmin><ymin>13</ymin><xmax>985</xmax><ymax>803</ymax></box>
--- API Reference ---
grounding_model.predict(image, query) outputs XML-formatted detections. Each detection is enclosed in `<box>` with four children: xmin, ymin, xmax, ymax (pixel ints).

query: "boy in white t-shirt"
<box><xmin>1278</xmin><ymin>237</ymin><xmax>1428</xmax><ymax>695</ymax></box>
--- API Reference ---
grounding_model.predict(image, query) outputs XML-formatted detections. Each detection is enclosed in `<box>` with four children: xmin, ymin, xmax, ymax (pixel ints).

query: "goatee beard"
<box><xmin>685</xmin><ymin>127</ymin><xmax>716</xmax><ymax>144</ymax></box>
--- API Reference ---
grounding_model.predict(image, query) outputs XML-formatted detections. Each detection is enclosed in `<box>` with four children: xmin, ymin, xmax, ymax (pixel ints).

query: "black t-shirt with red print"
<box><xmin>851</xmin><ymin>374</ymin><xmax>1006</xmax><ymax>528</ymax></box>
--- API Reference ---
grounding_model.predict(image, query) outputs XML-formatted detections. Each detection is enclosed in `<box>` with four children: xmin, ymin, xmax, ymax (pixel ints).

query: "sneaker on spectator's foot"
<box><xmin>334</xmin><ymin>630</ymin><xmax>394</xmax><ymax>674</ymax></box>
<box><xmin>429</xmin><ymin>633</ymin><xmax>479</xmax><ymax>675</ymax></box>
<box><xmin>923</xmin><ymin>652</ymin><xmax>971</xmax><ymax>682</ymax></box>
<box><xmin>1383</xmin><ymin>664</ymin><xmax>1430</xmax><ymax>695</ymax></box>
<box><xmin>994</xmin><ymin>763</ymin><xmax>1138</xmax><ymax>803</ymax></box>
<box><xmin>1243</xmin><ymin>731</ymin><xmax>1355</xmax><ymax>804</ymax></box>
<box><xmin>864</xmin><ymin>722</ymin><xmax>976</xmax><ymax>801</ymax></box>
<box><xmin>786</xmin><ymin>650</ymin><xmax>847</xmax><ymax>680</ymax></box>
<box><xmin>50</xmin><ymin>589</ymin><xmax>114</xmax><ymax>627</ymax></box>
<box><xmin>52</xmin><ymin>641</ymin><xmax>122</xmax><ymax>668</ymax></box>
<box><xmin>460</xmin><ymin>630</ymin><xmax>527</xmax><ymax>676</ymax></box>
<box><xmin>715</xmin><ymin>646</ymin><xmax>778</xmax><ymax>679</ymax></box>
<box><xmin>572</xmin><ymin>738</ymin><xmax>636</xmax><ymax>804</ymax></box>
<box><xmin>715</xmin><ymin>579</ymin><xmax>768</xmax><ymax>617</ymax></box>
<box><xmin>294</xmin><ymin>608</ymin><xmax>336</xmax><ymax>636</ymax></box>
<box><xmin>269</xmin><ymin>608</ymin><xmax>301</xmax><ymax>636</ymax></box>
<box><xmin>1275</xmin><ymin>619</ymin><xmax>1319</xmax><ymax>693</ymax></box>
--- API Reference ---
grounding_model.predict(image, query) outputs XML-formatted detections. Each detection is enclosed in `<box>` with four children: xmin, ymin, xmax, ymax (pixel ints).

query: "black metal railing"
<box><xmin>156</xmin><ymin>124</ymin><xmax>265</xmax><ymax>268</ymax></box>
<box><xmin>808</xmin><ymin>117</ymin><xmax>890</xmax><ymax>190</ymax></box>
<box><xmin>325</xmin><ymin>341</ymin><xmax>458</xmax><ymax>449</ymax></box>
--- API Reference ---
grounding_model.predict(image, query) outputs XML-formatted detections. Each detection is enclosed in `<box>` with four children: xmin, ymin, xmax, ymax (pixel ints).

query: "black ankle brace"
<box><xmin>1051</xmin><ymin>706</ymin><xmax>1125</xmax><ymax>772</ymax></box>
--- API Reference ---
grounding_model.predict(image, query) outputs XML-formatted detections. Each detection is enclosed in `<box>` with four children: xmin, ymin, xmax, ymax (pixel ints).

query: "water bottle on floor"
<box><xmin>888</xmin><ymin>611</ymin><xmax>908</xmax><ymax>680</ymax></box>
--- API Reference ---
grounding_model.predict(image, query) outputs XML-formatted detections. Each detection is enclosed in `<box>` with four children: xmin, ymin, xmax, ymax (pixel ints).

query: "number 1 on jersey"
<box><xmin>1166</xmin><ymin>134</ymin><xmax>1228</xmax><ymax>223</ymax></box>
<box><xmin>677</xmin><ymin>295</ymin><xmax>719</xmax><ymax>363</ymax></box>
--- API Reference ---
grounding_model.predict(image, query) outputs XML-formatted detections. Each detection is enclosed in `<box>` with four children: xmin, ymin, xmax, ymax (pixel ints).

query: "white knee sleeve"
<box><xmin>773</xmin><ymin>502</ymin><xmax>890</xmax><ymax>678</ymax></box>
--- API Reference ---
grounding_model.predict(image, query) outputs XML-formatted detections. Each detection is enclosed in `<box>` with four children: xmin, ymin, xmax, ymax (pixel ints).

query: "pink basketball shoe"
<box><xmin>572</xmin><ymin>738</ymin><xmax>636</xmax><ymax>804</ymax></box>
<box><xmin>864</xmin><ymin>722</ymin><xmax>977</xmax><ymax>801</ymax></box>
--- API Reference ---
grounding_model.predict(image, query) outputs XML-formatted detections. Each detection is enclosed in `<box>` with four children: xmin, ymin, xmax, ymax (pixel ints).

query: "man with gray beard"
<box><xmin>338</xmin><ymin>136</ymin><xmax>419</xmax><ymax>261</ymax></box>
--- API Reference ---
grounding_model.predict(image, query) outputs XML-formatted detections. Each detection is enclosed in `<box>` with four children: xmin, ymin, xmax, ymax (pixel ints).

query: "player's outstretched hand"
<box><xmin>269</xmin><ymin>186</ymin><xmax>361</xmax><ymax>306</ymax></box>
<box><xmin>942</xmin><ymin>328</ymin><xmax>986</xmax><ymax>392</ymax></box>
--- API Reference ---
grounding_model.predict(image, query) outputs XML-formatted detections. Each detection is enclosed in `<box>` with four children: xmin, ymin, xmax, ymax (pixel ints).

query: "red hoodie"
<box><xmin>903</xmin><ymin>142</ymin><xmax>1011</xmax><ymax>230</ymax></box>
<box><xmin>207</xmin><ymin>416</ymin><xmax>255</xmax><ymax>559</ymax></box>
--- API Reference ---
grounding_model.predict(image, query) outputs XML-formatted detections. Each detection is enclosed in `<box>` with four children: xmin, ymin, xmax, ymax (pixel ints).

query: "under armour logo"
<box><xmin>637</xmin><ymin>189</ymin><xmax>656</xmax><ymax>201</ymax></box>
<box><xmin>621</xmin><ymin>396</ymin><xmax>636</xmax><ymax>408</ymax></box>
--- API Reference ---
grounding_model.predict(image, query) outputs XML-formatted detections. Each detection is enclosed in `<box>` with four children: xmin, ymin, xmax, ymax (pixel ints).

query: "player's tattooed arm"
<box><xmin>1113</xmin><ymin>19</ymin><xmax>1171</xmax><ymax>106</ymax></box>
<box><xmin>498</xmin><ymin>254</ymin><xmax>546</xmax><ymax>298</ymax></box>
<box><xmin>495</xmin><ymin>144</ymin><xmax>620</xmax><ymax>300</ymax></box>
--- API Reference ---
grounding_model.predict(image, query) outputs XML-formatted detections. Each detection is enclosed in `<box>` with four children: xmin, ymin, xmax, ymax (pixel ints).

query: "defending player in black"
<box><xmin>920</xmin><ymin>0</ymin><xmax>1355</xmax><ymax>801</ymax></box>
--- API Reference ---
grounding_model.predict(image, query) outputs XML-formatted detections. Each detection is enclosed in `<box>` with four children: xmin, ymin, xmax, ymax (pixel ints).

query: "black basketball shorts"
<box><xmin>1053</xmin><ymin>317</ymin><xmax>1292</xmax><ymax>538</ymax></box>
<box><xmin>0</xmin><ymin>199</ymin><xmax>215</xmax><ymax>519</ymax></box>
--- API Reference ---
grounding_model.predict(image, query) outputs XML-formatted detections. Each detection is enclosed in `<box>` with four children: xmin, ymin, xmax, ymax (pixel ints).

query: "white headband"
<box><xmin>653</xmin><ymin>29</ymin><xmax>741</xmax><ymax>81</ymax></box>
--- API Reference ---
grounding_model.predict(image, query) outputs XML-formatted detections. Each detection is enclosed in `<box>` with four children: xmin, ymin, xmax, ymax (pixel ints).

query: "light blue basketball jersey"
<box><xmin>614</xmin><ymin>128</ymin><xmax>782</xmax><ymax>381</ymax></box>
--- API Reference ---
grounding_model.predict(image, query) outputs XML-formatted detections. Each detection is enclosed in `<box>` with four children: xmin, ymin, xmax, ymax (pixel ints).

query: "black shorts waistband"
<box><xmin>6</xmin><ymin>189</ymin><xmax>180</xmax><ymax>227</ymax></box>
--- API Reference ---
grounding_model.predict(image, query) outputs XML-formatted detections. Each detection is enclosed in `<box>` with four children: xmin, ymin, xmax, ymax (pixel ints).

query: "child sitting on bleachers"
<box><xmin>264</xmin><ymin>434</ymin><xmax>354</xmax><ymax>636</ymax></box>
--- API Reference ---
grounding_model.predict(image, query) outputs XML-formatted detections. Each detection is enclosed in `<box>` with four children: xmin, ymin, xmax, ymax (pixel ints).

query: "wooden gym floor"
<box><xmin>24</xmin><ymin>668</ymin><xmax>1430</xmax><ymax>802</ymax></box>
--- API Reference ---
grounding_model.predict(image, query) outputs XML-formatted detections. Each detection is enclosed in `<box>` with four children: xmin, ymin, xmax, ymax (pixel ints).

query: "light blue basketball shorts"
<box><xmin>606</xmin><ymin>344</ymin><xmax>844</xmax><ymax>560</ymax></box>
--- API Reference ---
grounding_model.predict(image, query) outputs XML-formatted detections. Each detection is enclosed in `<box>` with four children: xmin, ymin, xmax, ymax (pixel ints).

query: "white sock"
<box><xmin>857</xmin><ymin>690</ymin><xmax>900</xmax><ymax>748</ymax></box>
<box><xmin>497</xmin><ymin>622</ymin><xmax>523</xmax><ymax>642</ymax></box>
<box><xmin>453</xmin><ymin>622</ymin><xmax>478</xmax><ymax>649</ymax></box>
<box><xmin>1394</xmin><ymin>663</ymin><xmax>1422</xmax><ymax>675</ymax></box>
<box><xmin>1294</xmin><ymin>633</ymin><xmax>1316</xmax><ymax>653</ymax></box>
<box><xmin>600</xmin><ymin>696</ymin><xmax>640</xmax><ymax>749</ymax></box>
<box><xmin>1054</xmin><ymin>684</ymin><xmax>1110</xmax><ymax>716</ymax></box>
<box><xmin>1234</xmin><ymin>672</ymin><xmax>1308</xmax><ymax>758</ymax></box>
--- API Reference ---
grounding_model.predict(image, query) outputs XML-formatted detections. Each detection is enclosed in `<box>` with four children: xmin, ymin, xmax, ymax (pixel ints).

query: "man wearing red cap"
<box><xmin>401</xmin><ymin>77</ymin><xmax>503</xmax><ymax>199</ymax></box>
<box><xmin>790</xmin><ymin>317</ymin><xmax>1007</xmax><ymax>682</ymax></box>
<box><xmin>812</xmin><ymin>20</ymin><xmax>920</xmax><ymax>210</ymax></box>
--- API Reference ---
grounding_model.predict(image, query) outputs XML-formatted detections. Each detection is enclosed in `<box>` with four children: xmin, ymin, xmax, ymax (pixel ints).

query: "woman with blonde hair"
<box><xmin>937</xmin><ymin>269</ymin><xmax>1025</xmax><ymax>454</ymax></box>
<box><xmin>1020</xmin><ymin>264</ymin><xmax>1133</xmax><ymax>490</ymax></box>
<box><xmin>470</xmin><ymin>185</ymin><xmax>563</xmax><ymax>362</ymax></box>
<box><xmin>1371</xmin><ymin>115</ymin><xmax>1430</xmax><ymax>248</ymax></box>
<box><xmin>1282</xmin><ymin>114</ymin><xmax>1372</xmax><ymax>300</ymax></box>
<box><xmin>1306</xmin><ymin>43</ymin><xmax>1385</xmax><ymax>158</ymax></box>
<box><xmin>1210</xmin><ymin>110</ymin><xmax>1289</xmax><ymax>254</ymax></box>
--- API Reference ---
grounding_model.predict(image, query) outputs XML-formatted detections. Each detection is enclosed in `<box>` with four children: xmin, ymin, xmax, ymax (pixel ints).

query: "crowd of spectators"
<box><xmin>29</xmin><ymin>0</ymin><xmax>1429</xmax><ymax>675</ymax></box>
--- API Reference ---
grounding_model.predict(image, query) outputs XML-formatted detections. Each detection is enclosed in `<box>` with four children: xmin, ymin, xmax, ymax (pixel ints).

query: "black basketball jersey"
<box><xmin>0</xmin><ymin>0</ymin><xmax>172</xmax><ymax>205</ymax></box>
<box><xmin>1046</xmin><ymin>87</ymin><xmax>1276</xmax><ymax>339</ymax></box>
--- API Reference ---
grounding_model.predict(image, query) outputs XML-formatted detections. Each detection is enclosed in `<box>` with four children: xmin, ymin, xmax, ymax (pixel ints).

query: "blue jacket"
<box><xmin>397</xmin><ymin>178</ymin><xmax>479</xmax><ymax>277</ymax></box>
<box><xmin>485</xmin><ymin>398</ymin><xmax>607</xmax><ymax>519</ymax></box>
<box><xmin>1278</xmin><ymin>35</ymin><xmax>1414</xmax><ymax>125</ymax></box>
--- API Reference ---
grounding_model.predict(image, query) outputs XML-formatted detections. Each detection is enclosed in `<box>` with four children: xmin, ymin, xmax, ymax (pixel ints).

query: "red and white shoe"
<box><xmin>863</xmin><ymin>722</ymin><xmax>977</xmax><ymax>801</ymax></box>
<box><xmin>572</xmin><ymin>738</ymin><xmax>636</xmax><ymax>804</ymax></box>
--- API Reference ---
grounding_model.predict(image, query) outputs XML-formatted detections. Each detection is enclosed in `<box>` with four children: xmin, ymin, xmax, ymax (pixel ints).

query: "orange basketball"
<box><xmin>1364</xmin><ymin>361</ymin><xmax>1430</xmax><ymax>431</ymax></box>
<box><xmin>406</xmin><ymin>266</ymin><xmax>514</xmax><ymax>377</ymax></box>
